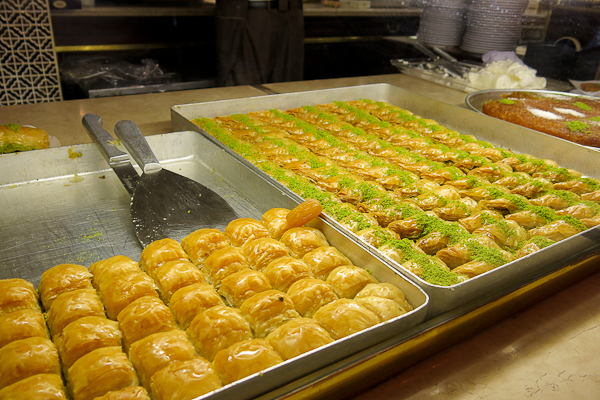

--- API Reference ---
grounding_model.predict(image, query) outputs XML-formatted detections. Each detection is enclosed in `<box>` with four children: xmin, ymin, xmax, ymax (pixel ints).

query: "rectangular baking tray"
<box><xmin>171</xmin><ymin>83</ymin><xmax>600</xmax><ymax>319</ymax></box>
<box><xmin>0</xmin><ymin>130</ymin><xmax>428</xmax><ymax>400</ymax></box>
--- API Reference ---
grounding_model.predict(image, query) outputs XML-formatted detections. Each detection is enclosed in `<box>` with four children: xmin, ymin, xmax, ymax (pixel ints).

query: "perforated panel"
<box><xmin>0</xmin><ymin>0</ymin><xmax>62</xmax><ymax>105</ymax></box>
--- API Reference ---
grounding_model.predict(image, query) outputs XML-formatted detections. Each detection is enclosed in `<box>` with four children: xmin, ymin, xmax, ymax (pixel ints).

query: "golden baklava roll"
<box><xmin>168</xmin><ymin>283</ymin><xmax>224</xmax><ymax>330</ymax></box>
<box><xmin>239</xmin><ymin>290</ymin><xmax>300</xmax><ymax>338</ymax></box>
<box><xmin>259</xmin><ymin>208</ymin><xmax>293</xmax><ymax>240</ymax></box>
<box><xmin>181</xmin><ymin>228</ymin><xmax>230</xmax><ymax>266</ymax></box>
<box><xmin>287</xmin><ymin>278</ymin><xmax>338</xmax><ymax>318</ymax></box>
<box><xmin>218</xmin><ymin>269</ymin><xmax>272</xmax><ymax>308</ymax></box>
<box><xmin>241</xmin><ymin>237</ymin><xmax>290</xmax><ymax>272</ymax></box>
<box><xmin>91</xmin><ymin>386</ymin><xmax>150</xmax><ymax>400</ymax></box>
<box><xmin>139</xmin><ymin>239</ymin><xmax>189</xmax><ymax>278</ymax></box>
<box><xmin>265</xmin><ymin>318</ymin><xmax>333</xmax><ymax>360</ymax></box>
<box><xmin>67</xmin><ymin>346</ymin><xmax>138</xmax><ymax>400</ymax></box>
<box><xmin>212</xmin><ymin>339</ymin><xmax>283</xmax><ymax>385</ymax></box>
<box><xmin>355</xmin><ymin>282</ymin><xmax>412</xmax><ymax>312</ymax></box>
<box><xmin>0</xmin><ymin>308</ymin><xmax>48</xmax><ymax>349</ymax></box>
<box><xmin>301</xmin><ymin>246</ymin><xmax>353</xmax><ymax>280</ymax></box>
<box><xmin>54</xmin><ymin>316</ymin><xmax>122</xmax><ymax>371</ymax></box>
<box><xmin>0</xmin><ymin>278</ymin><xmax>40</xmax><ymax>317</ymax></box>
<box><xmin>153</xmin><ymin>260</ymin><xmax>205</xmax><ymax>303</ymax></box>
<box><xmin>128</xmin><ymin>330</ymin><xmax>197</xmax><ymax>391</ymax></box>
<box><xmin>279</xmin><ymin>227</ymin><xmax>329</xmax><ymax>258</ymax></box>
<box><xmin>312</xmin><ymin>299</ymin><xmax>380</xmax><ymax>340</ymax></box>
<box><xmin>90</xmin><ymin>256</ymin><xmax>141</xmax><ymax>291</ymax></box>
<box><xmin>117</xmin><ymin>296</ymin><xmax>177</xmax><ymax>350</ymax></box>
<box><xmin>0</xmin><ymin>374</ymin><xmax>66</xmax><ymax>400</ymax></box>
<box><xmin>0</xmin><ymin>124</ymin><xmax>50</xmax><ymax>153</ymax></box>
<box><xmin>224</xmin><ymin>218</ymin><xmax>270</xmax><ymax>247</ymax></box>
<box><xmin>202</xmin><ymin>247</ymin><xmax>250</xmax><ymax>288</ymax></box>
<box><xmin>99</xmin><ymin>272</ymin><xmax>159</xmax><ymax>320</ymax></box>
<box><xmin>325</xmin><ymin>265</ymin><xmax>378</xmax><ymax>299</ymax></box>
<box><xmin>150</xmin><ymin>357</ymin><xmax>222</xmax><ymax>400</ymax></box>
<box><xmin>262</xmin><ymin>256</ymin><xmax>313</xmax><ymax>292</ymax></box>
<box><xmin>187</xmin><ymin>305</ymin><xmax>253</xmax><ymax>361</ymax></box>
<box><xmin>46</xmin><ymin>288</ymin><xmax>106</xmax><ymax>337</ymax></box>
<box><xmin>0</xmin><ymin>337</ymin><xmax>60</xmax><ymax>389</ymax></box>
<box><xmin>38</xmin><ymin>264</ymin><xmax>93</xmax><ymax>311</ymax></box>
<box><xmin>354</xmin><ymin>296</ymin><xmax>406</xmax><ymax>322</ymax></box>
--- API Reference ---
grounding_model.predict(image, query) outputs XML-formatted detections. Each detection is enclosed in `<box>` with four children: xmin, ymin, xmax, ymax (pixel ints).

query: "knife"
<box><xmin>413</xmin><ymin>42</ymin><xmax>465</xmax><ymax>78</ymax></box>
<box><xmin>82</xmin><ymin>114</ymin><xmax>140</xmax><ymax>196</ymax></box>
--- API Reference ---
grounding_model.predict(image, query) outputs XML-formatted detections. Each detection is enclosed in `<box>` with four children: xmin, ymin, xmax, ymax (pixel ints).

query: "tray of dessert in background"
<box><xmin>0</xmin><ymin>130</ymin><xmax>428</xmax><ymax>400</ymax></box>
<box><xmin>465</xmin><ymin>89</ymin><xmax>600</xmax><ymax>150</ymax></box>
<box><xmin>171</xmin><ymin>83</ymin><xmax>600</xmax><ymax>319</ymax></box>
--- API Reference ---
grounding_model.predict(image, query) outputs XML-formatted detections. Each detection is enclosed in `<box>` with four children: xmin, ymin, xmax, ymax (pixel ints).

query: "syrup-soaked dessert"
<box><xmin>482</xmin><ymin>91</ymin><xmax>600</xmax><ymax>147</ymax></box>
<box><xmin>0</xmin><ymin>200</ymin><xmax>412</xmax><ymax>398</ymax></box>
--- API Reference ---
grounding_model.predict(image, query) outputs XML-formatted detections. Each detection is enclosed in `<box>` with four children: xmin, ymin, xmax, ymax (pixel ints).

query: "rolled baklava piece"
<box><xmin>312</xmin><ymin>299</ymin><xmax>380</xmax><ymax>340</ymax></box>
<box><xmin>354</xmin><ymin>296</ymin><xmax>407</xmax><ymax>322</ymax></box>
<box><xmin>139</xmin><ymin>239</ymin><xmax>189</xmax><ymax>278</ymax></box>
<box><xmin>212</xmin><ymin>339</ymin><xmax>283</xmax><ymax>385</ymax></box>
<box><xmin>168</xmin><ymin>283</ymin><xmax>224</xmax><ymax>330</ymax></box>
<box><xmin>262</xmin><ymin>256</ymin><xmax>313</xmax><ymax>292</ymax></box>
<box><xmin>325</xmin><ymin>265</ymin><xmax>378</xmax><ymax>299</ymax></box>
<box><xmin>150</xmin><ymin>357</ymin><xmax>222</xmax><ymax>400</ymax></box>
<box><xmin>38</xmin><ymin>264</ymin><xmax>93</xmax><ymax>311</ymax></box>
<box><xmin>0</xmin><ymin>337</ymin><xmax>60</xmax><ymax>390</ymax></box>
<box><xmin>0</xmin><ymin>374</ymin><xmax>66</xmax><ymax>400</ymax></box>
<box><xmin>287</xmin><ymin>278</ymin><xmax>338</xmax><ymax>318</ymax></box>
<box><xmin>153</xmin><ymin>260</ymin><xmax>205</xmax><ymax>303</ymax></box>
<box><xmin>181</xmin><ymin>228</ymin><xmax>230</xmax><ymax>266</ymax></box>
<box><xmin>187</xmin><ymin>305</ymin><xmax>253</xmax><ymax>361</ymax></box>
<box><xmin>279</xmin><ymin>227</ymin><xmax>329</xmax><ymax>258</ymax></box>
<box><xmin>90</xmin><ymin>256</ymin><xmax>141</xmax><ymax>291</ymax></box>
<box><xmin>67</xmin><ymin>346</ymin><xmax>138</xmax><ymax>400</ymax></box>
<box><xmin>301</xmin><ymin>246</ymin><xmax>353</xmax><ymax>280</ymax></box>
<box><xmin>0</xmin><ymin>308</ymin><xmax>48</xmax><ymax>349</ymax></box>
<box><xmin>241</xmin><ymin>237</ymin><xmax>290</xmax><ymax>272</ymax></box>
<box><xmin>218</xmin><ymin>269</ymin><xmax>272</xmax><ymax>308</ymax></box>
<box><xmin>0</xmin><ymin>278</ymin><xmax>40</xmax><ymax>317</ymax></box>
<box><xmin>355</xmin><ymin>282</ymin><xmax>412</xmax><ymax>312</ymax></box>
<box><xmin>128</xmin><ymin>330</ymin><xmax>197</xmax><ymax>391</ymax></box>
<box><xmin>239</xmin><ymin>290</ymin><xmax>300</xmax><ymax>338</ymax></box>
<box><xmin>99</xmin><ymin>272</ymin><xmax>158</xmax><ymax>320</ymax></box>
<box><xmin>117</xmin><ymin>296</ymin><xmax>177</xmax><ymax>350</ymax></box>
<box><xmin>54</xmin><ymin>316</ymin><xmax>122</xmax><ymax>371</ymax></box>
<box><xmin>46</xmin><ymin>289</ymin><xmax>106</xmax><ymax>337</ymax></box>
<box><xmin>224</xmin><ymin>218</ymin><xmax>270</xmax><ymax>247</ymax></box>
<box><xmin>202</xmin><ymin>247</ymin><xmax>250</xmax><ymax>288</ymax></box>
<box><xmin>91</xmin><ymin>386</ymin><xmax>150</xmax><ymax>400</ymax></box>
<box><xmin>265</xmin><ymin>318</ymin><xmax>333</xmax><ymax>360</ymax></box>
<box><xmin>259</xmin><ymin>208</ymin><xmax>293</xmax><ymax>240</ymax></box>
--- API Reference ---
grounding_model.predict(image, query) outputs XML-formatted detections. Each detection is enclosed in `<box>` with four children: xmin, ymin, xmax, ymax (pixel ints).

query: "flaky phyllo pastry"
<box><xmin>0</xmin><ymin>200</ymin><xmax>412</xmax><ymax>399</ymax></box>
<box><xmin>192</xmin><ymin>99</ymin><xmax>600</xmax><ymax>286</ymax></box>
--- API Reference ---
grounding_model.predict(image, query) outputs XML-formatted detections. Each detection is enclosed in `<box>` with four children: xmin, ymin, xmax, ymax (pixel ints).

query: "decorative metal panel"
<box><xmin>0</xmin><ymin>0</ymin><xmax>62</xmax><ymax>105</ymax></box>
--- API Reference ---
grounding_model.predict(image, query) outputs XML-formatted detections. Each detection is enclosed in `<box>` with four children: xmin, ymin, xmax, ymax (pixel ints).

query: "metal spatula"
<box><xmin>82</xmin><ymin>114</ymin><xmax>238</xmax><ymax>248</ymax></box>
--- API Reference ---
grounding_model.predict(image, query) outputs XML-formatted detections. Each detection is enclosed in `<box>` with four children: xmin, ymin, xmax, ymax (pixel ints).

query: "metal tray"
<box><xmin>171</xmin><ymin>83</ymin><xmax>600</xmax><ymax>318</ymax></box>
<box><xmin>0</xmin><ymin>130</ymin><xmax>428</xmax><ymax>400</ymax></box>
<box><xmin>465</xmin><ymin>89</ymin><xmax>595</xmax><ymax>114</ymax></box>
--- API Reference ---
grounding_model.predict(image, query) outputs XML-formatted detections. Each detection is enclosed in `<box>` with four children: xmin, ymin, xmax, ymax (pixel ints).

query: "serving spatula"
<box><xmin>82</xmin><ymin>114</ymin><xmax>238</xmax><ymax>248</ymax></box>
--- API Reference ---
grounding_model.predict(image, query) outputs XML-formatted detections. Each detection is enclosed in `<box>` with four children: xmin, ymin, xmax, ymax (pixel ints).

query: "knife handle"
<box><xmin>114</xmin><ymin>120</ymin><xmax>163</xmax><ymax>174</ymax></box>
<box><xmin>82</xmin><ymin>114</ymin><xmax>129</xmax><ymax>165</ymax></box>
<box><xmin>82</xmin><ymin>113</ymin><xmax>140</xmax><ymax>196</ymax></box>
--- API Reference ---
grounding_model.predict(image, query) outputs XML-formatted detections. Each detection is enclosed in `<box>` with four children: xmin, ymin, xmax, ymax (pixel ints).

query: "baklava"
<box><xmin>212</xmin><ymin>339</ymin><xmax>283</xmax><ymax>385</ymax></box>
<box><xmin>38</xmin><ymin>264</ymin><xmax>93</xmax><ymax>310</ymax></box>
<box><xmin>0</xmin><ymin>337</ymin><xmax>60</xmax><ymax>389</ymax></box>
<box><xmin>186</xmin><ymin>305</ymin><xmax>253</xmax><ymax>361</ymax></box>
<box><xmin>150</xmin><ymin>357</ymin><xmax>222</xmax><ymax>400</ymax></box>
